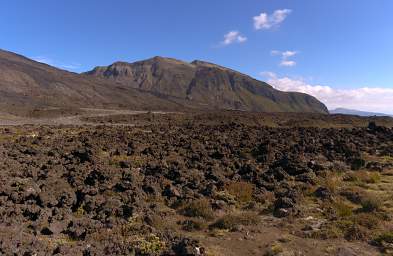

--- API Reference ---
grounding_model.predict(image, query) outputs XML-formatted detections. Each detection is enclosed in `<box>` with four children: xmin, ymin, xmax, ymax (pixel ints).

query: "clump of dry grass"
<box><xmin>352</xmin><ymin>212</ymin><xmax>381</xmax><ymax>229</ymax></box>
<box><xmin>340</xmin><ymin>187</ymin><xmax>367</xmax><ymax>204</ymax></box>
<box><xmin>345</xmin><ymin>171</ymin><xmax>381</xmax><ymax>185</ymax></box>
<box><xmin>309</xmin><ymin>223</ymin><xmax>343</xmax><ymax>240</ymax></box>
<box><xmin>343</xmin><ymin>224</ymin><xmax>369</xmax><ymax>241</ymax></box>
<box><xmin>210</xmin><ymin>212</ymin><xmax>259</xmax><ymax>230</ymax></box>
<box><xmin>332</xmin><ymin>200</ymin><xmax>353</xmax><ymax>217</ymax></box>
<box><xmin>181</xmin><ymin>199</ymin><xmax>214</xmax><ymax>219</ymax></box>
<box><xmin>225</xmin><ymin>181</ymin><xmax>254</xmax><ymax>203</ymax></box>
<box><xmin>360</xmin><ymin>193</ymin><xmax>382</xmax><ymax>212</ymax></box>
<box><xmin>320</xmin><ymin>172</ymin><xmax>342</xmax><ymax>194</ymax></box>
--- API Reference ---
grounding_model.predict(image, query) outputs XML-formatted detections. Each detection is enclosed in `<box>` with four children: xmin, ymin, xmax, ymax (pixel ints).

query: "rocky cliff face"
<box><xmin>85</xmin><ymin>57</ymin><xmax>329</xmax><ymax>113</ymax></box>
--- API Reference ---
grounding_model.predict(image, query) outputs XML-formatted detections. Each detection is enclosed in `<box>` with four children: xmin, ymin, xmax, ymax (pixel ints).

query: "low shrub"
<box><xmin>340</xmin><ymin>187</ymin><xmax>366</xmax><ymax>204</ymax></box>
<box><xmin>343</xmin><ymin>224</ymin><xmax>369</xmax><ymax>241</ymax></box>
<box><xmin>210</xmin><ymin>212</ymin><xmax>259</xmax><ymax>230</ymax></box>
<box><xmin>181</xmin><ymin>219</ymin><xmax>208</xmax><ymax>231</ymax></box>
<box><xmin>352</xmin><ymin>212</ymin><xmax>381</xmax><ymax>229</ymax></box>
<box><xmin>264</xmin><ymin>243</ymin><xmax>284</xmax><ymax>256</ymax></box>
<box><xmin>360</xmin><ymin>193</ymin><xmax>382</xmax><ymax>212</ymax></box>
<box><xmin>181</xmin><ymin>199</ymin><xmax>214</xmax><ymax>219</ymax></box>
<box><xmin>132</xmin><ymin>234</ymin><xmax>166</xmax><ymax>255</ymax></box>
<box><xmin>373</xmin><ymin>231</ymin><xmax>393</xmax><ymax>247</ymax></box>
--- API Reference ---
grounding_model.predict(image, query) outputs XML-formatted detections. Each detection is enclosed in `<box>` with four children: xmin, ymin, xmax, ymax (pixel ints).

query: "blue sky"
<box><xmin>1</xmin><ymin>0</ymin><xmax>393</xmax><ymax>113</ymax></box>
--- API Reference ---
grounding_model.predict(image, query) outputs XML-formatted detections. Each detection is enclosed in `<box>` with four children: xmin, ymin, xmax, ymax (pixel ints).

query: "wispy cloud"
<box><xmin>271</xmin><ymin>50</ymin><xmax>298</xmax><ymax>67</ymax></box>
<box><xmin>31</xmin><ymin>56</ymin><xmax>81</xmax><ymax>70</ymax></box>
<box><xmin>253</xmin><ymin>9</ymin><xmax>292</xmax><ymax>30</ymax></box>
<box><xmin>32</xmin><ymin>56</ymin><xmax>55</xmax><ymax>66</ymax></box>
<box><xmin>261</xmin><ymin>72</ymin><xmax>393</xmax><ymax>114</ymax></box>
<box><xmin>60</xmin><ymin>63</ymin><xmax>82</xmax><ymax>70</ymax></box>
<box><xmin>280</xmin><ymin>60</ymin><xmax>296</xmax><ymax>67</ymax></box>
<box><xmin>221</xmin><ymin>31</ymin><xmax>247</xmax><ymax>46</ymax></box>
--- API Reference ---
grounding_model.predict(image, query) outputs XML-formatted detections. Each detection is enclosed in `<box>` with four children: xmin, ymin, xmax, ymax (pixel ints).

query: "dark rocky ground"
<box><xmin>1</xmin><ymin>112</ymin><xmax>393</xmax><ymax>255</ymax></box>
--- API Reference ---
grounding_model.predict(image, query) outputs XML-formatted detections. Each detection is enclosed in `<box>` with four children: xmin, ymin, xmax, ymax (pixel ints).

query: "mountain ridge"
<box><xmin>84</xmin><ymin>56</ymin><xmax>328</xmax><ymax>113</ymax></box>
<box><xmin>0</xmin><ymin>49</ymin><xmax>329</xmax><ymax>114</ymax></box>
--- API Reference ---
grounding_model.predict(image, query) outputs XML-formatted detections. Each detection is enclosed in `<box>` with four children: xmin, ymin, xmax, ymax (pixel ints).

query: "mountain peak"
<box><xmin>83</xmin><ymin>56</ymin><xmax>328</xmax><ymax>114</ymax></box>
<box><xmin>145</xmin><ymin>56</ymin><xmax>193</xmax><ymax>66</ymax></box>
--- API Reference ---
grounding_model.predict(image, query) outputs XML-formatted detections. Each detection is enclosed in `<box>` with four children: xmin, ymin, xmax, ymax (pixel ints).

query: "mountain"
<box><xmin>85</xmin><ymin>57</ymin><xmax>328</xmax><ymax>113</ymax></box>
<box><xmin>330</xmin><ymin>108</ymin><xmax>392</xmax><ymax>117</ymax></box>
<box><xmin>0</xmin><ymin>49</ymin><xmax>328</xmax><ymax>114</ymax></box>
<box><xmin>0</xmin><ymin>49</ymin><xmax>187</xmax><ymax>114</ymax></box>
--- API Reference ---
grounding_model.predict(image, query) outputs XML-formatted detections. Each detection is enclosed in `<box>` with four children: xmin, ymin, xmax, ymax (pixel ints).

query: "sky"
<box><xmin>1</xmin><ymin>0</ymin><xmax>393</xmax><ymax>114</ymax></box>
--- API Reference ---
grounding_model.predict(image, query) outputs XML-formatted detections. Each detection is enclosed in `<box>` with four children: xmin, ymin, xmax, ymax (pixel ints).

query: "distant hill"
<box><xmin>330</xmin><ymin>108</ymin><xmax>392</xmax><ymax>117</ymax></box>
<box><xmin>0</xmin><ymin>49</ymin><xmax>329</xmax><ymax>115</ymax></box>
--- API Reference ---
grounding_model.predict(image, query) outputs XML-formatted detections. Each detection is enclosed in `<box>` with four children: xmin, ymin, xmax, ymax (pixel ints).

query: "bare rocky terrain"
<box><xmin>1</xmin><ymin>111</ymin><xmax>393</xmax><ymax>255</ymax></box>
<box><xmin>1</xmin><ymin>48</ymin><xmax>393</xmax><ymax>256</ymax></box>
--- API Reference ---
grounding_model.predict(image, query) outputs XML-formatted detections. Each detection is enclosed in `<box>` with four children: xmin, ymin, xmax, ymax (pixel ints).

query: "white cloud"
<box><xmin>282</xmin><ymin>51</ymin><xmax>297</xmax><ymax>58</ymax></box>
<box><xmin>260</xmin><ymin>71</ymin><xmax>277</xmax><ymax>78</ymax></box>
<box><xmin>280</xmin><ymin>60</ymin><xmax>296</xmax><ymax>67</ymax></box>
<box><xmin>222</xmin><ymin>31</ymin><xmax>247</xmax><ymax>45</ymax></box>
<box><xmin>31</xmin><ymin>56</ymin><xmax>81</xmax><ymax>70</ymax></box>
<box><xmin>60</xmin><ymin>63</ymin><xmax>82</xmax><ymax>70</ymax></box>
<box><xmin>271</xmin><ymin>50</ymin><xmax>298</xmax><ymax>67</ymax></box>
<box><xmin>260</xmin><ymin>72</ymin><xmax>393</xmax><ymax>114</ymax></box>
<box><xmin>254</xmin><ymin>9</ymin><xmax>292</xmax><ymax>30</ymax></box>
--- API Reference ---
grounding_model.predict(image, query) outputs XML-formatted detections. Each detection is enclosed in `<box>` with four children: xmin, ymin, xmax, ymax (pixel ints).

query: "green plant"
<box><xmin>264</xmin><ymin>242</ymin><xmax>284</xmax><ymax>256</ymax></box>
<box><xmin>133</xmin><ymin>235</ymin><xmax>166</xmax><ymax>255</ymax></box>
<box><xmin>74</xmin><ymin>204</ymin><xmax>86</xmax><ymax>218</ymax></box>
<box><xmin>215</xmin><ymin>190</ymin><xmax>236</xmax><ymax>205</ymax></box>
